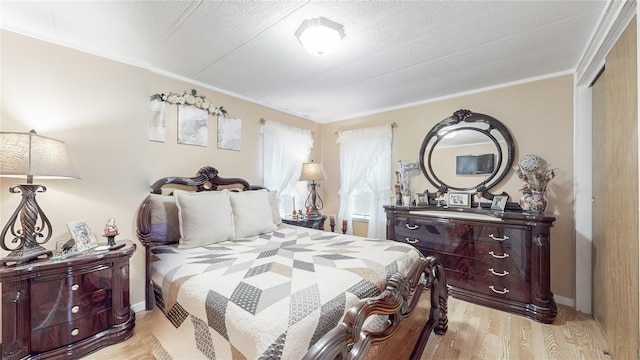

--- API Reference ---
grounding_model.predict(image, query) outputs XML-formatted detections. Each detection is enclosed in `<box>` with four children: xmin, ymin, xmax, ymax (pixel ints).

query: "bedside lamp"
<box><xmin>0</xmin><ymin>130</ymin><xmax>79</xmax><ymax>265</ymax></box>
<box><xmin>299</xmin><ymin>161</ymin><xmax>327</xmax><ymax>217</ymax></box>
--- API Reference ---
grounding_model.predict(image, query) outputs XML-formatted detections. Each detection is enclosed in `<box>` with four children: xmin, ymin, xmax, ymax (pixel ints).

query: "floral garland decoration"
<box><xmin>150</xmin><ymin>89</ymin><xmax>226</xmax><ymax>116</ymax></box>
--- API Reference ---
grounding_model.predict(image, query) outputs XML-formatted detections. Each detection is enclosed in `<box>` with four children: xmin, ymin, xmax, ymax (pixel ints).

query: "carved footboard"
<box><xmin>303</xmin><ymin>256</ymin><xmax>448</xmax><ymax>360</ymax></box>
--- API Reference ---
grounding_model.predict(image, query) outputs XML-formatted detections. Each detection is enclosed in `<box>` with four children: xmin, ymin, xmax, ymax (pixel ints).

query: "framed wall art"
<box><xmin>448</xmin><ymin>192</ymin><xmax>471</xmax><ymax>208</ymax></box>
<box><xmin>66</xmin><ymin>220</ymin><xmax>98</xmax><ymax>252</ymax></box>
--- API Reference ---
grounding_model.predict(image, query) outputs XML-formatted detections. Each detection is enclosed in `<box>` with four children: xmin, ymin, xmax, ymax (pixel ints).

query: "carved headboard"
<box><xmin>136</xmin><ymin>166</ymin><xmax>261</xmax><ymax>246</ymax></box>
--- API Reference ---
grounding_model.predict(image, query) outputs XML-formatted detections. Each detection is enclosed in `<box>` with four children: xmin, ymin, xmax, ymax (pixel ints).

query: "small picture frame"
<box><xmin>448</xmin><ymin>192</ymin><xmax>471</xmax><ymax>208</ymax></box>
<box><xmin>491</xmin><ymin>195</ymin><xmax>508</xmax><ymax>211</ymax></box>
<box><xmin>66</xmin><ymin>220</ymin><xmax>98</xmax><ymax>252</ymax></box>
<box><xmin>415</xmin><ymin>192</ymin><xmax>429</xmax><ymax>206</ymax></box>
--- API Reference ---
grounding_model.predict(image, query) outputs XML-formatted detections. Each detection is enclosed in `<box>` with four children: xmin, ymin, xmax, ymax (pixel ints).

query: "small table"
<box><xmin>282</xmin><ymin>215</ymin><xmax>327</xmax><ymax>230</ymax></box>
<box><xmin>1</xmin><ymin>240</ymin><xmax>136</xmax><ymax>359</ymax></box>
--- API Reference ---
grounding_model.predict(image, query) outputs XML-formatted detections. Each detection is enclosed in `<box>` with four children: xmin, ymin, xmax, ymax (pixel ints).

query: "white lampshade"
<box><xmin>0</xmin><ymin>130</ymin><xmax>79</xmax><ymax>182</ymax></box>
<box><xmin>295</xmin><ymin>17</ymin><xmax>345</xmax><ymax>56</ymax></box>
<box><xmin>299</xmin><ymin>162</ymin><xmax>328</xmax><ymax>181</ymax></box>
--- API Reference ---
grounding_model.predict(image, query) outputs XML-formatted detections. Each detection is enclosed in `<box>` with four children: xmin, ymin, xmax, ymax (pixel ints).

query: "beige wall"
<box><xmin>321</xmin><ymin>75</ymin><xmax>575</xmax><ymax>301</ymax></box>
<box><xmin>0</xmin><ymin>30</ymin><xmax>575</xmax><ymax>313</ymax></box>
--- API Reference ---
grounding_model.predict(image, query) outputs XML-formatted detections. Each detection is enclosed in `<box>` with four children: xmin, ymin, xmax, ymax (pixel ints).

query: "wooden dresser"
<box><xmin>384</xmin><ymin>206</ymin><xmax>557</xmax><ymax>323</ymax></box>
<box><xmin>0</xmin><ymin>241</ymin><xmax>136</xmax><ymax>359</ymax></box>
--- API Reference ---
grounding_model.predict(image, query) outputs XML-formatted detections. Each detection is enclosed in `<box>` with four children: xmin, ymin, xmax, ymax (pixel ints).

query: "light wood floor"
<box><xmin>86</xmin><ymin>297</ymin><xmax>610</xmax><ymax>360</ymax></box>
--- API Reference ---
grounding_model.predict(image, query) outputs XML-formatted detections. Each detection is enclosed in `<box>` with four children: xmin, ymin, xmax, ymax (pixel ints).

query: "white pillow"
<box><xmin>146</xmin><ymin>194</ymin><xmax>180</xmax><ymax>244</ymax></box>
<box><xmin>268</xmin><ymin>190</ymin><xmax>282</xmax><ymax>226</ymax></box>
<box><xmin>173</xmin><ymin>190</ymin><xmax>235</xmax><ymax>249</ymax></box>
<box><xmin>228</xmin><ymin>189</ymin><xmax>278</xmax><ymax>238</ymax></box>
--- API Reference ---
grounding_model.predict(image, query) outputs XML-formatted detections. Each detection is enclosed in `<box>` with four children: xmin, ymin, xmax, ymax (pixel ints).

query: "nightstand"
<box><xmin>1</xmin><ymin>240</ymin><xmax>136</xmax><ymax>359</ymax></box>
<box><xmin>282</xmin><ymin>215</ymin><xmax>327</xmax><ymax>230</ymax></box>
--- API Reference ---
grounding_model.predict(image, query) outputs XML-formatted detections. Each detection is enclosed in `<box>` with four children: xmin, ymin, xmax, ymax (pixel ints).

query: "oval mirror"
<box><xmin>419</xmin><ymin>109</ymin><xmax>515</xmax><ymax>194</ymax></box>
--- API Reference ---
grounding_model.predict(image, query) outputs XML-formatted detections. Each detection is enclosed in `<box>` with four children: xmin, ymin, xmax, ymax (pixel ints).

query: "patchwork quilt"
<box><xmin>150</xmin><ymin>225</ymin><xmax>422</xmax><ymax>360</ymax></box>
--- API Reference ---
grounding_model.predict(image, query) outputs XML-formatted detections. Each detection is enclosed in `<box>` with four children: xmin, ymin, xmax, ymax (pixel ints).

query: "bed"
<box><xmin>136</xmin><ymin>166</ymin><xmax>448</xmax><ymax>360</ymax></box>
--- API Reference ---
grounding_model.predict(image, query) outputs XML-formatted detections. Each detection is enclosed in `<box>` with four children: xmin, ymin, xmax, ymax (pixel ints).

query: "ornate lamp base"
<box><xmin>1</xmin><ymin>245</ymin><xmax>52</xmax><ymax>265</ymax></box>
<box><xmin>305</xmin><ymin>182</ymin><xmax>324</xmax><ymax>217</ymax></box>
<box><xmin>1</xmin><ymin>184</ymin><xmax>53</xmax><ymax>266</ymax></box>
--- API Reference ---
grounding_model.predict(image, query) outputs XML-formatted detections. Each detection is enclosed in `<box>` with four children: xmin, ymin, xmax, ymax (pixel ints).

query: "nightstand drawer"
<box><xmin>31</xmin><ymin>288</ymin><xmax>112</xmax><ymax>330</ymax></box>
<box><xmin>31</xmin><ymin>266</ymin><xmax>111</xmax><ymax>298</ymax></box>
<box><xmin>30</xmin><ymin>308</ymin><xmax>111</xmax><ymax>353</ymax></box>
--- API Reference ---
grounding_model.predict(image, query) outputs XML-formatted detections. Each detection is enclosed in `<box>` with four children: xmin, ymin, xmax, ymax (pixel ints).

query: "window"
<box><xmin>261</xmin><ymin>120</ymin><xmax>313</xmax><ymax>217</ymax></box>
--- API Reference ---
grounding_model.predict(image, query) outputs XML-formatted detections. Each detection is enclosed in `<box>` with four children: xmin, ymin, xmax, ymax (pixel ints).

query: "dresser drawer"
<box><xmin>447</xmin><ymin>268</ymin><xmax>530</xmax><ymax>303</ymax></box>
<box><xmin>30</xmin><ymin>308</ymin><xmax>111</xmax><ymax>353</ymax></box>
<box><xmin>31</xmin><ymin>288</ymin><xmax>112</xmax><ymax>330</ymax></box>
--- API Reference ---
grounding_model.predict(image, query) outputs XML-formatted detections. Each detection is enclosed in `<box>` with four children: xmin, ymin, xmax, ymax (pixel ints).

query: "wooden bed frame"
<box><xmin>136</xmin><ymin>166</ymin><xmax>448</xmax><ymax>360</ymax></box>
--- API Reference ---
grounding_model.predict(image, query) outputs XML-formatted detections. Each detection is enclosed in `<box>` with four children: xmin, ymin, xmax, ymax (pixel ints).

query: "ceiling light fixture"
<box><xmin>295</xmin><ymin>17</ymin><xmax>345</xmax><ymax>56</ymax></box>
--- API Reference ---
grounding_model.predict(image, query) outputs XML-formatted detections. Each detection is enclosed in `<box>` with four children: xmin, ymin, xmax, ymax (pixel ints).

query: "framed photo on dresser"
<box><xmin>448</xmin><ymin>192</ymin><xmax>471</xmax><ymax>208</ymax></box>
<box><xmin>491</xmin><ymin>195</ymin><xmax>508</xmax><ymax>211</ymax></box>
<box><xmin>66</xmin><ymin>220</ymin><xmax>98</xmax><ymax>252</ymax></box>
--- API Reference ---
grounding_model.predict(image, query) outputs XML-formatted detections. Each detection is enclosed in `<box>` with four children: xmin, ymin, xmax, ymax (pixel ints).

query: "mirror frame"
<box><xmin>418</xmin><ymin>109</ymin><xmax>515</xmax><ymax>196</ymax></box>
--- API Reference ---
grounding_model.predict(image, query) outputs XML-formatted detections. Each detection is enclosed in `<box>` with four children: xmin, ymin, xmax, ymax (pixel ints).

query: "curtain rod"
<box><xmin>335</xmin><ymin>122</ymin><xmax>397</xmax><ymax>136</ymax></box>
<box><xmin>259</xmin><ymin>118</ymin><xmax>397</xmax><ymax>135</ymax></box>
<box><xmin>259</xmin><ymin>118</ymin><xmax>315</xmax><ymax>135</ymax></box>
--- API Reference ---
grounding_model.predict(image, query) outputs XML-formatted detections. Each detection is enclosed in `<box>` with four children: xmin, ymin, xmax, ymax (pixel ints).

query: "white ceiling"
<box><xmin>0</xmin><ymin>1</ymin><xmax>607</xmax><ymax>123</ymax></box>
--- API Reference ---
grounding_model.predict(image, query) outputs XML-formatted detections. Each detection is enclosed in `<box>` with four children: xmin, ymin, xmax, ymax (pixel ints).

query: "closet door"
<box><xmin>592</xmin><ymin>16</ymin><xmax>638</xmax><ymax>360</ymax></box>
<box><xmin>591</xmin><ymin>67</ymin><xmax>607</xmax><ymax>334</ymax></box>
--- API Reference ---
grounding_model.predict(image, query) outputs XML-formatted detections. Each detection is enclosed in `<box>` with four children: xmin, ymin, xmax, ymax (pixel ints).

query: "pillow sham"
<box><xmin>228</xmin><ymin>189</ymin><xmax>278</xmax><ymax>238</ymax></box>
<box><xmin>173</xmin><ymin>190</ymin><xmax>235</xmax><ymax>249</ymax></box>
<box><xmin>146</xmin><ymin>193</ymin><xmax>180</xmax><ymax>244</ymax></box>
<box><xmin>268</xmin><ymin>190</ymin><xmax>282</xmax><ymax>226</ymax></box>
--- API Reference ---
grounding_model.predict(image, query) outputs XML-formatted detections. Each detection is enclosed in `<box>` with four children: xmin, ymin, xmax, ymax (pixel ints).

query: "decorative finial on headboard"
<box><xmin>452</xmin><ymin>109</ymin><xmax>472</xmax><ymax>121</ymax></box>
<box><xmin>197</xmin><ymin>166</ymin><xmax>219</xmax><ymax>179</ymax></box>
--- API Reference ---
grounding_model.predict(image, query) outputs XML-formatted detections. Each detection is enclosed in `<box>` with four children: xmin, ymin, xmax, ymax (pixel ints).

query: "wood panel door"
<box><xmin>592</xmin><ymin>16</ymin><xmax>638</xmax><ymax>360</ymax></box>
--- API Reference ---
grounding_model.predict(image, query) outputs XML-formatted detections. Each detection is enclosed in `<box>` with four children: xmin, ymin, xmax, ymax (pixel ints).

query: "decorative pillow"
<box><xmin>173</xmin><ymin>190</ymin><xmax>235</xmax><ymax>249</ymax></box>
<box><xmin>146</xmin><ymin>194</ymin><xmax>181</xmax><ymax>244</ymax></box>
<box><xmin>228</xmin><ymin>189</ymin><xmax>278</xmax><ymax>238</ymax></box>
<box><xmin>268</xmin><ymin>190</ymin><xmax>282</xmax><ymax>225</ymax></box>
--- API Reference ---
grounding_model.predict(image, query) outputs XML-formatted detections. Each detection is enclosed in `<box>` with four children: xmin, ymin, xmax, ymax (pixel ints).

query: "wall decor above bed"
<box><xmin>418</xmin><ymin>109</ymin><xmax>515</xmax><ymax>204</ymax></box>
<box><xmin>136</xmin><ymin>166</ymin><xmax>449</xmax><ymax>360</ymax></box>
<box><xmin>148</xmin><ymin>89</ymin><xmax>227</xmax><ymax>144</ymax></box>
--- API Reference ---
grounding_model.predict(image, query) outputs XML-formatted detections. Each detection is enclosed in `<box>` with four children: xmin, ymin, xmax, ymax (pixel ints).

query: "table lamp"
<box><xmin>299</xmin><ymin>161</ymin><xmax>327</xmax><ymax>217</ymax></box>
<box><xmin>0</xmin><ymin>130</ymin><xmax>79</xmax><ymax>265</ymax></box>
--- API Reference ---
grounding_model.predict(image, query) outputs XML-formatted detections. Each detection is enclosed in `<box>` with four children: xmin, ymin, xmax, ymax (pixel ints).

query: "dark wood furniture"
<box><xmin>136</xmin><ymin>166</ymin><xmax>449</xmax><ymax>360</ymax></box>
<box><xmin>0</xmin><ymin>241</ymin><xmax>136</xmax><ymax>359</ymax></box>
<box><xmin>281</xmin><ymin>215</ymin><xmax>327</xmax><ymax>230</ymax></box>
<box><xmin>385</xmin><ymin>205</ymin><xmax>557</xmax><ymax>323</ymax></box>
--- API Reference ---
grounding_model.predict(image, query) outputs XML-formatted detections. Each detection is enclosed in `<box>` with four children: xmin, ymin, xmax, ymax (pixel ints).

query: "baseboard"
<box><xmin>131</xmin><ymin>301</ymin><xmax>147</xmax><ymax>313</ymax></box>
<box><xmin>554</xmin><ymin>294</ymin><xmax>576</xmax><ymax>309</ymax></box>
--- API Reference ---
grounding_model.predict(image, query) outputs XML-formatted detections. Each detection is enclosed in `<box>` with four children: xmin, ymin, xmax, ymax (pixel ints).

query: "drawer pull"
<box><xmin>71</xmin><ymin>284</ymin><xmax>79</xmax><ymax>291</ymax></box>
<box><xmin>405</xmin><ymin>238</ymin><xmax>419</xmax><ymax>244</ymax></box>
<box><xmin>489</xmin><ymin>234</ymin><xmax>509</xmax><ymax>241</ymax></box>
<box><xmin>489</xmin><ymin>268</ymin><xmax>510</xmax><ymax>277</ymax></box>
<box><xmin>489</xmin><ymin>251</ymin><xmax>509</xmax><ymax>259</ymax></box>
<box><xmin>404</xmin><ymin>224</ymin><xmax>419</xmax><ymax>230</ymax></box>
<box><xmin>71</xmin><ymin>328</ymin><xmax>80</xmax><ymax>336</ymax></box>
<box><xmin>71</xmin><ymin>305</ymin><xmax>80</xmax><ymax>314</ymax></box>
<box><xmin>489</xmin><ymin>285</ymin><xmax>510</xmax><ymax>295</ymax></box>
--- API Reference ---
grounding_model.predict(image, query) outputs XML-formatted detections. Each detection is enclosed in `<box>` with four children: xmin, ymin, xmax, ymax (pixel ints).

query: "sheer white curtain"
<box><xmin>337</xmin><ymin>124</ymin><xmax>393</xmax><ymax>238</ymax></box>
<box><xmin>262</xmin><ymin>120</ymin><xmax>313</xmax><ymax>216</ymax></box>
